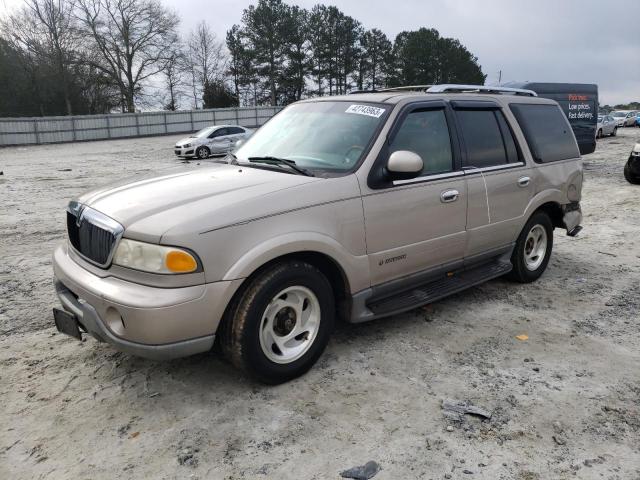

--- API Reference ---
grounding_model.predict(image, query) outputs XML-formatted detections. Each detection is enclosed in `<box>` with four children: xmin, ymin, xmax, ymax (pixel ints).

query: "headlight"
<box><xmin>113</xmin><ymin>239</ymin><xmax>199</xmax><ymax>274</ymax></box>
<box><xmin>183</xmin><ymin>143</ymin><xmax>191</xmax><ymax>148</ymax></box>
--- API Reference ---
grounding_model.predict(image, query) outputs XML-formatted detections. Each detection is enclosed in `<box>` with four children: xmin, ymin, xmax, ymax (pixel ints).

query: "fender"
<box><xmin>522</xmin><ymin>188</ymin><xmax>565</xmax><ymax>219</ymax></box>
<box><xmin>221</xmin><ymin>231</ymin><xmax>370</xmax><ymax>294</ymax></box>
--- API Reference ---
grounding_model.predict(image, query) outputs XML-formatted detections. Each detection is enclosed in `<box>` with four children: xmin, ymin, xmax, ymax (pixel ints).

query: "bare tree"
<box><xmin>188</xmin><ymin>21</ymin><xmax>226</xmax><ymax>109</ymax></box>
<box><xmin>1</xmin><ymin>0</ymin><xmax>78</xmax><ymax>115</ymax></box>
<box><xmin>25</xmin><ymin>0</ymin><xmax>78</xmax><ymax>115</ymax></box>
<box><xmin>162</xmin><ymin>44</ymin><xmax>187</xmax><ymax>110</ymax></box>
<box><xmin>75</xmin><ymin>0</ymin><xmax>179</xmax><ymax>112</ymax></box>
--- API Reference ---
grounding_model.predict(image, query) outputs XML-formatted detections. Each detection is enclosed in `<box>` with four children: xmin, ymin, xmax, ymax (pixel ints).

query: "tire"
<box><xmin>612</xmin><ymin>127</ymin><xmax>617</xmax><ymax>137</ymax></box>
<box><xmin>218</xmin><ymin>261</ymin><xmax>335</xmax><ymax>384</ymax></box>
<box><xmin>195</xmin><ymin>146</ymin><xmax>210</xmax><ymax>159</ymax></box>
<box><xmin>507</xmin><ymin>211</ymin><xmax>554</xmax><ymax>283</ymax></box>
<box><xmin>596</xmin><ymin>129</ymin><xmax>602</xmax><ymax>139</ymax></box>
<box><xmin>624</xmin><ymin>161</ymin><xmax>640</xmax><ymax>184</ymax></box>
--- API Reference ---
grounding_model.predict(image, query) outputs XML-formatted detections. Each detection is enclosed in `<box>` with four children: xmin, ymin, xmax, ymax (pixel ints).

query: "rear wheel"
<box><xmin>624</xmin><ymin>161</ymin><xmax>640</xmax><ymax>184</ymax></box>
<box><xmin>612</xmin><ymin>127</ymin><xmax>617</xmax><ymax>137</ymax></box>
<box><xmin>218</xmin><ymin>261</ymin><xmax>335</xmax><ymax>384</ymax></box>
<box><xmin>507</xmin><ymin>211</ymin><xmax>553</xmax><ymax>283</ymax></box>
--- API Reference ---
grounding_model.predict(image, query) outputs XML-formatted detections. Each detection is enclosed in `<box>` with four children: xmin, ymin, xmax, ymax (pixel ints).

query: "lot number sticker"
<box><xmin>345</xmin><ymin>104</ymin><xmax>386</xmax><ymax>118</ymax></box>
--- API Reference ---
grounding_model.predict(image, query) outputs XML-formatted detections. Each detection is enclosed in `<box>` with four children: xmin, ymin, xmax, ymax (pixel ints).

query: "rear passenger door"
<box><xmin>452</xmin><ymin>102</ymin><xmax>532</xmax><ymax>261</ymax></box>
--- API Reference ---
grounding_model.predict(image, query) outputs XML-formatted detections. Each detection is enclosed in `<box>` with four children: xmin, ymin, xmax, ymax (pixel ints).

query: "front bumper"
<box><xmin>52</xmin><ymin>242</ymin><xmax>242</xmax><ymax>360</ymax></box>
<box><xmin>174</xmin><ymin>146</ymin><xmax>195</xmax><ymax>157</ymax></box>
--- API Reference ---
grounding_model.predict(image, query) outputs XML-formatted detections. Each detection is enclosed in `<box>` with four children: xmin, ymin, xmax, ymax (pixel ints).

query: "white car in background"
<box><xmin>609</xmin><ymin>111</ymin><xmax>636</xmax><ymax>127</ymax></box>
<box><xmin>596</xmin><ymin>114</ymin><xmax>617</xmax><ymax>138</ymax></box>
<box><xmin>174</xmin><ymin>125</ymin><xmax>253</xmax><ymax>159</ymax></box>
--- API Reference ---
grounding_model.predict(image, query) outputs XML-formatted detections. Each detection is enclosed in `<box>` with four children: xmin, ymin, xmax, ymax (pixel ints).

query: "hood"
<box><xmin>175</xmin><ymin>136</ymin><xmax>200</xmax><ymax>147</ymax></box>
<box><xmin>77</xmin><ymin>165</ymin><xmax>320</xmax><ymax>243</ymax></box>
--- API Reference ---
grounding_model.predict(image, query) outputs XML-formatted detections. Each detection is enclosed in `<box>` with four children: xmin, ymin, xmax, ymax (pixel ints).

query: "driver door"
<box><xmin>360</xmin><ymin>104</ymin><xmax>467</xmax><ymax>286</ymax></box>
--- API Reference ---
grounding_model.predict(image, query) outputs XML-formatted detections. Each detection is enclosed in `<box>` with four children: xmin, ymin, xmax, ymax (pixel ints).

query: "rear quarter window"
<box><xmin>509</xmin><ymin>103</ymin><xmax>580</xmax><ymax>163</ymax></box>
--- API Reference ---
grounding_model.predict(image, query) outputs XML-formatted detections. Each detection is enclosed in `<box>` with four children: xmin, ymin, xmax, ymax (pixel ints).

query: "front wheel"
<box><xmin>218</xmin><ymin>261</ymin><xmax>335</xmax><ymax>384</ymax></box>
<box><xmin>195</xmin><ymin>146</ymin><xmax>210</xmax><ymax>159</ymax></box>
<box><xmin>507</xmin><ymin>211</ymin><xmax>554</xmax><ymax>283</ymax></box>
<box><xmin>597</xmin><ymin>129</ymin><xmax>602</xmax><ymax>139</ymax></box>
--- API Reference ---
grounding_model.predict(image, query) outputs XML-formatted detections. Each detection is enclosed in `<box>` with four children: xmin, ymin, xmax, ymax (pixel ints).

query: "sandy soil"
<box><xmin>0</xmin><ymin>129</ymin><xmax>639</xmax><ymax>479</ymax></box>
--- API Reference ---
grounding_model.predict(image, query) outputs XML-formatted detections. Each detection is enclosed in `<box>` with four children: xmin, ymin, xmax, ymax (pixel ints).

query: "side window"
<box><xmin>455</xmin><ymin>109</ymin><xmax>508</xmax><ymax>168</ymax></box>
<box><xmin>228</xmin><ymin>127</ymin><xmax>244</xmax><ymax>135</ymax></box>
<box><xmin>210</xmin><ymin>128</ymin><xmax>228</xmax><ymax>138</ymax></box>
<box><xmin>390</xmin><ymin>109</ymin><xmax>453</xmax><ymax>176</ymax></box>
<box><xmin>509</xmin><ymin>104</ymin><xmax>580</xmax><ymax>163</ymax></box>
<box><xmin>495</xmin><ymin>111</ymin><xmax>521</xmax><ymax>163</ymax></box>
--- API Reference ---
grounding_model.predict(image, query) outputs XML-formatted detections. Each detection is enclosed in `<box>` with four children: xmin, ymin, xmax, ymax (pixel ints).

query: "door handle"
<box><xmin>518</xmin><ymin>176</ymin><xmax>530</xmax><ymax>187</ymax></box>
<box><xmin>440</xmin><ymin>189</ymin><xmax>459</xmax><ymax>203</ymax></box>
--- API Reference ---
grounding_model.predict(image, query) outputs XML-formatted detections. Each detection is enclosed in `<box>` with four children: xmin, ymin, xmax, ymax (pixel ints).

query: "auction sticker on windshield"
<box><xmin>345</xmin><ymin>104</ymin><xmax>386</xmax><ymax>118</ymax></box>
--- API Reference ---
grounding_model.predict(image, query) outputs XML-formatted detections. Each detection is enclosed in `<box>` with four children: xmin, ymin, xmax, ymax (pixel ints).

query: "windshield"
<box><xmin>191</xmin><ymin>127</ymin><xmax>216</xmax><ymax>138</ymax></box>
<box><xmin>234</xmin><ymin>101</ymin><xmax>388</xmax><ymax>173</ymax></box>
<box><xmin>610</xmin><ymin>111</ymin><xmax>626</xmax><ymax>117</ymax></box>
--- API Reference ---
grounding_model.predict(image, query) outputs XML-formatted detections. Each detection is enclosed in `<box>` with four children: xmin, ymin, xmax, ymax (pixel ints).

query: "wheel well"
<box><xmin>536</xmin><ymin>202</ymin><xmax>564</xmax><ymax>229</ymax></box>
<box><xmin>229</xmin><ymin>251</ymin><xmax>352</xmax><ymax>323</ymax></box>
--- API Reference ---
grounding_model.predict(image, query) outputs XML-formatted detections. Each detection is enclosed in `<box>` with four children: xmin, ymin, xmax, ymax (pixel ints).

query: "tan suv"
<box><xmin>53</xmin><ymin>84</ymin><xmax>583</xmax><ymax>384</ymax></box>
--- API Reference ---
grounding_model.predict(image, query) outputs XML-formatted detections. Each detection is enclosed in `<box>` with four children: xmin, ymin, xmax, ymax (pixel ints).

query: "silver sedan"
<box><xmin>174</xmin><ymin>125</ymin><xmax>253</xmax><ymax>159</ymax></box>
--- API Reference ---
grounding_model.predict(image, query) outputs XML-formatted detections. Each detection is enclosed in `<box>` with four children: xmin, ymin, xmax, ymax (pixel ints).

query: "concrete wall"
<box><xmin>0</xmin><ymin>106</ymin><xmax>283</xmax><ymax>146</ymax></box>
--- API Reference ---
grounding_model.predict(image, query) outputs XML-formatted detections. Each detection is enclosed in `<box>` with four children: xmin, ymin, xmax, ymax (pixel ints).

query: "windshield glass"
<box><xmin>611</xmin><ymin>111</ymin><xmax>626</xmax><ymax>117</ymax></box>
<box><xmin>191</xmin><ymin>127</ymin><xmax>216</xmax><ymax>138</ymax></box>
<box><xmin>234</xmin><ymin>101</ymin><xmax>388</xmax><ymax>173</ymax></box>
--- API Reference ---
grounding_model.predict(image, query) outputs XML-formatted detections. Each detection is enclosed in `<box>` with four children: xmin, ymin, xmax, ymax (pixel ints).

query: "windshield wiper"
<box><xmin>248</xmin><ymin>156</ymin><xmax>315</xmax><ymax>177</ymax></box>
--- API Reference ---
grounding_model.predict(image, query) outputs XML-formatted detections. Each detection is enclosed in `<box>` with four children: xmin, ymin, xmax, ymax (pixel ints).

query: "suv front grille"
<box><xmin>66</xmin><ymin>203</ymin><xmax>124</xmax><ymax>267</ymax></box>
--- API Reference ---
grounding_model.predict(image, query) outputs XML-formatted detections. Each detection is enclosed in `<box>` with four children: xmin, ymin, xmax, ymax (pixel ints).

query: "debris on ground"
<box><xmin>515</xmin><ymin>334</ymin><xmax>529</xmax><ymax>341</ymax></box>
<box><xmin>442</xmin><ymin>399</ymin><xmax>492</xmax><ymax>422</ymax></box>
<box><xmin>340</xmin><ymin>460</ymin><xmax>381</xmax><ymax>479</ymax></box>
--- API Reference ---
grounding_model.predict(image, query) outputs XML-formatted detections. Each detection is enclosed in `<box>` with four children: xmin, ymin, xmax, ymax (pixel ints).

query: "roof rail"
<box><xmin>348</xmin><ymin>84</ymin><xmax>537</xmax><ymax>97</ymax></box>
<box><xmin>426</xmin><ymin>84</ymin><xmax>537</xmax><ymax>97</ymax></box>
<box><xmin>378</xmin><ymin>85</ymin><xmax>432</xmax><ymax>93</ymax></box>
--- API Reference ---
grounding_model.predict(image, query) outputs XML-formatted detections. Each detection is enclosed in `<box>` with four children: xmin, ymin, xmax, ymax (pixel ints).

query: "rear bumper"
<box><xmin>52</xmin><ymin>242</ymin><xmax>242</xmax><ymax>360</ymax></box>
<box><xmin>562</xmin><ymin>202</ymin><xmax>582</xmax><ymax>235</ymax></box>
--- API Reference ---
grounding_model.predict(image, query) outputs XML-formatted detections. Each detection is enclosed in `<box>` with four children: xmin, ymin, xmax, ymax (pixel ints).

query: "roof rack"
<box><xmin>426</xmin><ymin>84</ymin><xmax>537</xmax><ymax>97</ymax></box>
<box><xmin>348</xmin><ymin>84</ymin><xmax>537</xmax><ymax>97</ymax></box>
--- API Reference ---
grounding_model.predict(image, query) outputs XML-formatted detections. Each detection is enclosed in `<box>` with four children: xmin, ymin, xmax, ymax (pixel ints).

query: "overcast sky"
<box><xmin>2</xmin><ymin>0</ymin><xmax>638</xmax><ymax>104</ymax></box>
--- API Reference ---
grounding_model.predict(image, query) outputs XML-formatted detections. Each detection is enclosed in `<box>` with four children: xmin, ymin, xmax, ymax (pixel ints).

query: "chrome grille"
<box><xmin>66</xmin><ymin>202</ymin><xmax>124</xmax><ymax>267</ymax></box>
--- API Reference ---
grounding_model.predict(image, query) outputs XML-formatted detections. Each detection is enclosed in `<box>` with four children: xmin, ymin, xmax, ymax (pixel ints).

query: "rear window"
<box><xmin>510</xmin><ymin>103</ymin><xmax>580</xmax><ymax>163</ymax></box>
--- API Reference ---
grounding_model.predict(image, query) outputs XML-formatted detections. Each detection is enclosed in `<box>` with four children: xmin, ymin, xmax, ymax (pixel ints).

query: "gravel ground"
<box><xmin>1</xmin><ymin>129</ymin><xmax>639</xmax><ymax>479</ymax></box>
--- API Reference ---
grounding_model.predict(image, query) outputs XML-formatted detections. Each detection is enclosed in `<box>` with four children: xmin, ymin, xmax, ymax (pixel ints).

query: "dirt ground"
<box><xmin>1</xmin><ymin>128</ymin><xmax>639</xmax><ymax>480</ymax></box>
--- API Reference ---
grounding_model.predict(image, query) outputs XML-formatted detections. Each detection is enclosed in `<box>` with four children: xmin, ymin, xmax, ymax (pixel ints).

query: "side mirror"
<box><xmin>386</xmin><ymin>150</ymin><xmax>423</xmax><ymax>180</ymax></box>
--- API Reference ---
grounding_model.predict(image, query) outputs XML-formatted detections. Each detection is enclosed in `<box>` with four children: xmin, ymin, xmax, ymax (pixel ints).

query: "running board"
<box><xmin>366</xmin><ymin>260</ymin><xmax>513</xmax><ymax>318</ymax></box>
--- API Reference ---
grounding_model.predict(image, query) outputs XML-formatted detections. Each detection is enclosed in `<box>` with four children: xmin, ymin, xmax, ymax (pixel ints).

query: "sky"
<box><xmin>1</xmin><ymin>0</ymin><xmax>638</xmax><ymax>105</ymax></box>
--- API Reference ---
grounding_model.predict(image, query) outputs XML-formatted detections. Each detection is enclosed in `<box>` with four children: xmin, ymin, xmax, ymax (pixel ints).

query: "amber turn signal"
<box><xmin>165</xmin><ymin>250</ymin><xmax>198</xmax><ymax>273</ymax></box>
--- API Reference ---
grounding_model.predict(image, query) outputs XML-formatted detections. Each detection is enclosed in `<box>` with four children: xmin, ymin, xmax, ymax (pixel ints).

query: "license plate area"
<box><xmin>53</xmin><ymin>308</ymin><xmax>82</xmax><ymax>340</ymax></box>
